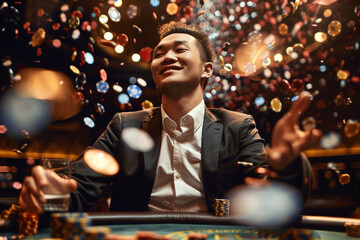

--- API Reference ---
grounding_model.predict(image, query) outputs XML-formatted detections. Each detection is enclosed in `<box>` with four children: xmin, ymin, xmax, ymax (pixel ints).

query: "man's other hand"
<box><xmin>19</xmin><ymin>165</ymin><xmax>77</xmax><ymax>213</ymax></box>
<box><xmin>267</xmin><ymin>91</ymin><xmax>322</xmax><ymax>171</ymax></box>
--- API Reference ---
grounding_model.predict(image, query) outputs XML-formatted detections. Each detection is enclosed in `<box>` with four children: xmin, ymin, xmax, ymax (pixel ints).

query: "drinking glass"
<box><xmin>40</xmin><ymin>158</ymin><xmax>72</xmax><ymax>212</ymax></box>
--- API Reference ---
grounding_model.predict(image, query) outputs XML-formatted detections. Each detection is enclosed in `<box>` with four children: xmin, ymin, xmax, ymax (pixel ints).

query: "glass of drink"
<box><xmin>40</xmin><ymin>158</ymin><xmax>72</xmax><ymax>212</ymax></box>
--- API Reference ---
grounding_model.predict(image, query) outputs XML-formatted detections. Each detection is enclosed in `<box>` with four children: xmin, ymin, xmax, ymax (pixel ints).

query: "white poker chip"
<box><xmin>84</xmin><ymin>149</ymin><xmax>119</xmax><ymax>176</ymax></box>
<box><xmin>121</xmin><ymin>127</ymin><xmax>154</xmax><ymax>152</ymax></box>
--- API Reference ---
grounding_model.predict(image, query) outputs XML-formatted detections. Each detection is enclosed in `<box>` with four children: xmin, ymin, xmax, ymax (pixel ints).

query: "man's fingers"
<box><xmin>293</xmin><ymin>128</ymin><xmax>323</xmax><ymax>153</ymax></box>
<box><xmin>244</xmin><ymin>177</ymin><xmax>268</xmax><ymax>186</ymax></box>
<box><xmin>23</xmin><ymin>176</ymin><xmax>46</xmax><ymax>203</ymax></box>
<box><xmin>255</xmin><ymin>167</ymin><xmax>278</xmax><ymax>178</ymax></box>
<box><xmin>31</xmin><ymin>166</ymin><xmax>48</xmax><ymax>188</ymax></box>
<box><xmin>47</xmin><ymin>171</ymin><xmax>78</xmax><ymax>193</ymax></box>
<box><xmin>288</xmin><ymin>91</ymin><xmax>312</xmax><ymax>124</ymax></box>
<box><xmin>66</xmin><ymin>179</ymin><xmax>78</xmax><ymax>192</ymax></box>
<box><xmin>19</xmin><ymin>186</ymin><xmax>43</xmax><ymax>214</ymax></box>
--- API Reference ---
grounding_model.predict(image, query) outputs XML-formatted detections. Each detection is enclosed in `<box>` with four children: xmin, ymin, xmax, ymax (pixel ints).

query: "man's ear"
<box><xmin>201</xmin><ymin>62</ymin><xmax>213</xmax><ymax>80</ymax></box>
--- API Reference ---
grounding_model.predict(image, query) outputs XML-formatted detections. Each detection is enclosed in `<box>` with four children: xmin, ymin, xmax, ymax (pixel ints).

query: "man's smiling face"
<box><xmin>151</xmin><ymin>33</ymin><xmax>207</xmax><ymax>93</ymax></box>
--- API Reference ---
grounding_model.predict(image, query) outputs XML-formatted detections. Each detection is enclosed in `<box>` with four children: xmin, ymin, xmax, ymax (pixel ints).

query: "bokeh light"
<box><xmin>121</xmin><ymin>127</ymin><xmax>154</xmax><ymax>152</ymax></box>
<box><xmin>228</xmin><ymin>182</ymin><xmax>302</xmax><ymax>228</ymax></box>
<box><xmin>84</xmin><ymin>149</ymin><xmax>119</xmax><ymax>176</ymax></box>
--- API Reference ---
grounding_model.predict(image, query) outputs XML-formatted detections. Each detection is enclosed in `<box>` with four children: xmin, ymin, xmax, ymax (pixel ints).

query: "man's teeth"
<box><xmin>163</xmin><ymin>68</ymin><xmax>178</xmax><ymax>73</ymax></box>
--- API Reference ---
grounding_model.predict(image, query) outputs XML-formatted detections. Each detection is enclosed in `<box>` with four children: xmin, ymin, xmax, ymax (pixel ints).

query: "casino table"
<box><xmin>2</xmin><ymin>212</ymin><xmax>360</xmax><ymax>239</ymax></box>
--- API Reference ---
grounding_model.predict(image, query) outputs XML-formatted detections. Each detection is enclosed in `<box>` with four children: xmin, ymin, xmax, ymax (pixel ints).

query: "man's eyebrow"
<box><xmin>153</xmin><ymin>40</ymin><xmax>190</xmax><ymax>53</ymax></box>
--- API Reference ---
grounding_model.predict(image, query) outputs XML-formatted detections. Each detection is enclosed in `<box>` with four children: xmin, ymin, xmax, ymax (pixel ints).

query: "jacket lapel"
<box><xmin>202</xmin><ymin>108</ymin><xmax>223</xmax><ymax>213</ymax></box>
<box><xmin>135</xmin><ymin>108</ymin><xmax>162</xmax><ymax>210</ymax></box>
<box><xmin>143</xmin><ymin>108</ymin><xmax>162</xmax><ymax>177</ymax></box>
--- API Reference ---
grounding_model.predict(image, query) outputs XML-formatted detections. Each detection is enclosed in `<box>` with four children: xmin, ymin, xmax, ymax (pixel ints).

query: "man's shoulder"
<box><xmin>208</xmin><ymin>108</ymin><xmax>253</xmax><ymax>122</ymax></box>
<box><xmin>110</xmin><ymin>108</ymin><xmax>160</xmax><ymax>128</ymax></box>
<box><xmin>114</xmin><ymin>107</ymin><xmax>161</xmax><ymax>120</ymax></box>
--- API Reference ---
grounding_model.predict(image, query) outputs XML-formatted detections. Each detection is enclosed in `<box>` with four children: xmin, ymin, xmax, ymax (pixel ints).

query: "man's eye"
<box><xmin>154</xmin><ymin>53</ymin><xmax>163</xmax><ymax>58</ymax></box>
<box><xmin>176</xmin><ymin>48</ymin><xmax>187</xmax><ymax>52</ymax></box>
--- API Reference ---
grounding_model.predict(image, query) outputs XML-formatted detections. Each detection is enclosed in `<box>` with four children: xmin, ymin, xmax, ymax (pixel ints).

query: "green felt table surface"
<box><xmin>7</xmin><ymin>223</ymin><xmax>354</xmax><ymax>240</ymax></box>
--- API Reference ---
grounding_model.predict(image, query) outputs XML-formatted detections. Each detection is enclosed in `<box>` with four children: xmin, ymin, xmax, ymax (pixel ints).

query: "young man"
<box><xmin>19</xmin><ymin>21</ymin><xmax>321</xmax><ymax>213</ymax></box>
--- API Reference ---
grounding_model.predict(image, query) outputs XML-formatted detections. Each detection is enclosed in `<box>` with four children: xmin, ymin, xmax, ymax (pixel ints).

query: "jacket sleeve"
<box><xmin>69</xmin><ymin>113</ymin><xmax>123</xmax><ymax>211</ymax></box>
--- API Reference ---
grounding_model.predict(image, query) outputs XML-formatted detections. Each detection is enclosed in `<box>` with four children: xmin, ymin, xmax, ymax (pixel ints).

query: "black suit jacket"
<box><xmin>70</xmin><ymin>107</ymin><xmax>313</xmax><ymax>213</ymax></box>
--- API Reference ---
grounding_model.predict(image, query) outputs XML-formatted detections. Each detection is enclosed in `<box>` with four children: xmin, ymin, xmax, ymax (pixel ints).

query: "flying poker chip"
<box><xmin>254</xmin><ymin>96</ymin><xmax>265</xmax><ymax>106</ymax></box>
<box><xmin>141</xmin><ymin>100</ymin><xmax>153</xmax><ymax>109</ymax></box>
<box><xmin>339</xmin><ymin>174</ymin><xmax>351</xmax><ymax>185</ymax></box>
<box><xmin>224</xmin><ymin>63</ymin><xmax>232</xmax><ymax>72</ymax></box>
<box><xmin>197</xmin><ymin>10</ymin><xmax>207</xmax><ymax>17</ymax></box>
<box><xmin>248</xmin><ymin>31</ymin><xmax>262</xmax><ymax>44</ymax></box>
<box><xmin>52</xmin><ymin>39</ymin><xmax>61</xmax><ymax>48</ymax></box>
<box><xmin>60</xmin><ymin>12</ymin><xmax>67</xmax><ymax>23</ymax></box>
<box><xmin>320</xmin><ymin>132</ymin><xmax>341</xmax><ymax>149</ymax></box>
<box><xmin>264</xmin><ymin>34</ymin><xmax>275</xmax><ymax>46</ymax></box>
<box><xmin>60</xmin><ymin>4</ymin><xmax>69</xmax><ymax>12</ymax></box>
<box><xmin>150</xmin><ymin>0</ymin><xmax>160</xmax><ymax>7</ymax></box>
<box><xmin>118</xmin><ymin>93</ymin><xmax>130</xmax><ymax>104</ymax></box>
<box><xmin>85</xmin><ymin>52</ymin><xmax>94</xmax><ymax>64</ymax></box>
<box><xmin>301</xmin><ymin>116</ymin><xmax>316</xmax><ymax>131</ymax></box>
<box><xmin>84</xmin><ymin>149</ymin><xmax>119</xmax><ymax>176</ymax></box>
<box><xmin>139</xmin><ymin>47</ymin><xmax>153</xmax><ymax>62</ymax></box>
<box><xmin>114</xmin><ymin>0</ymin><xmax>123</xmax><ymax>7</ymax></box>
<box><xmin>328</xmin><ymin>20</ymin><xmax>341</xmax><ymax>37</ymax></box>
<box><xmin>270</xmin><ymin>97</ymin><xmax>282</xmax><ymax>112</ymax></box>
<box><xmin>337</xmin><ymin>70</ymin><xmax>349</xmax><ymax>80</ymax></box>
<box><xmin>72</xmin><ymin>10</ymin><xmax>83</xmax><ymax>19</ymax></box>
<box><xmin>100</xmin><ymin>68</ymin><xmax>107</xmax><ymax>81</ymax></box>
<box><xmin>108</xmin><ymin>6</ymin><xmax>121</xmax><ymax>22</ymax></box>
<box><xmin>116</xmin><ymin>34</ymin><xmax>128</xmax><ymax>46</ymax></box>
<box><xmin>70</xmin><ymin>65</ymin><xmax>80</xmax><ymax>74</ymax></box>
<box><xmin>74</xmin><ymin>91</ymin><xmax>84</xmax><ymax>103</ymax></box>
<box><xmin>95</xmin><ymin>103</ymin><xmax>105</xmax><ymax>115</ymax></box>
<box><xmin>127</xmin><ymin>85</ymin><xmax>142</xmax><ymax>98</ymax></box>
<box><xmin>137</xmin><ymin>78</ymin><xmax>147</xmax><ymax>87</ymax></box>
<box><xmin>344</xmin><ymin>119</ymin><xmax>360</xmax><ymax>138</ymax></box>
<box><xmin>244</xmin><ymin>62</ymin><xmax>257</xmax><ymax>74</ymax></box>
<box><xmin>228</xmin><ymin>182</ymin><xmax>302</xmax><ymax>228</ymax></box>
<box><xmin>323</xmin><ymin>8</ymin><xmax>332</xmax><ymax>18</ymax></box>
<box><xmin>127</xmin><ymin>4</ymin><xmax>138</xmax><ymax>19</ymax></box>
<box><xmin>68</xmin><ymin>15</ymin><xmax>80</xmax><ymax>29</ymax></box>
<box><xmin>278</xmin><ymin>23</ymin><xmax>288</xmax><ymax>36</ymax></box>
<box><xmin>93</xmin><ymin>6</ymin><xmax>101</xmax><ymax>17</ymax></box>
<box><xmin>121</xmin><ymin>127</ymin><xmax>154</xmax><ymax>152</ymax></box>
<box><xmin>75</xmin><ymin>72</ymin><xmax>86</xmax><ymax>90</ymax></box>
<box><xmin>99</xmin><ymin>39</ymin><xmax>117</xmax><ymax>47</ymax></box>
<box><xmin>314</xmin><ymin>32</ymin><xmax>327</xmax><ymax>43</ymax></box>
<box><xmin>72</xmin><ymin>29</ymin><xmax>81</xmax><ymax>39</ymax></box>
<box><xmin>84</xmin><ymin>117</ymin><xmax>95</xmax><ymax>128</ymax></box>
<box><xmin>113</xmin><ymin>84</ymin><xmax>123</xmax><ymax>93</ymax></box>
<box><xmin>133</xmin><ymin>24</ymin><xmax>142</xmax><ymax>33</ymax></box>
<box><xmin>96</xmin><ymin>80</ymin><xmax>110</xmax><ymax>93</ymax></box>
<box><xmin>31</xmin><ymin>28</ymin><xmax>46</xmax><ymax>47</ymax></box>
<box><xmin>166</xmin><ymin>3</ymin><xmax>178</xmax><ymax>15</ymax></box>
<box><xmin>0</xmin><ymin>125</ymin><xmax>7</xmax><ymax>134</ymax></box>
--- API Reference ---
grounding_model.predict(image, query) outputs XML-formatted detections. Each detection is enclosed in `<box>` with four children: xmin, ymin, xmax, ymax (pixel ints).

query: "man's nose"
<box><xmin>162</xmin><ymin>51</ymin><xmax>177</xmax><ymax>64</ymax></box>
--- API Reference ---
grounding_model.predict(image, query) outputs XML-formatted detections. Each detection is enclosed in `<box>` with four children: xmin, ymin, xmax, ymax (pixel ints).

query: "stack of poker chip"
<box><xmin>284</xmin><ymin>229</ymin><xmax>315</xmax><ymax>239</ymax></box>
<box><xmin>345</xmin><ymin>222</ymin><xmax>360</xmax><ymax>237</ymax></box>
<box><xmin>84</xmin><ymin>226</ymin><xmax>111</xmax><ymax>240</ymax></box>
<box><xmin>1</xmin><ymin>204</ymin><xmax>21</xmax><ymax>220</ymax></box>
<box><xmin>18</xmin><ymin>212</ymin><xmax>39</xmax><ymax>236</ymax></box>
<box><xmin>51</xmin><ymin>212</ymin><xmax>91</xmax><ymax>239</ymax></box>
<box><xmin>214</xmin><ymin>199</ymin><xmax>230</xmax><ymax>216</ymax></box>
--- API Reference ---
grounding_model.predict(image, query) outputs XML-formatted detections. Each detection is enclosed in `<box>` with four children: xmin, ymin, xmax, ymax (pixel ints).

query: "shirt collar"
<box><xmin>161</xmin><ymin>100</ymin><xmax>205</xmax><ymax>137</ymax></box>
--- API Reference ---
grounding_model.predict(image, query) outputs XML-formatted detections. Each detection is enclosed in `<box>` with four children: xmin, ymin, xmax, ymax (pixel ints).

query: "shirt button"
<box><xmin>175</xmin><ymin>174</ymin><xmax>181</xmax><ymax>179</ymax></box>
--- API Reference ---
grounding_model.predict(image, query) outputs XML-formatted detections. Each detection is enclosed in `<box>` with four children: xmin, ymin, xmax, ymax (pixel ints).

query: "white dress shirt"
<box><xmin>148</xmin><ymin>100</ymin><xmax>208</xmax><ymax>212</ymax></box>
